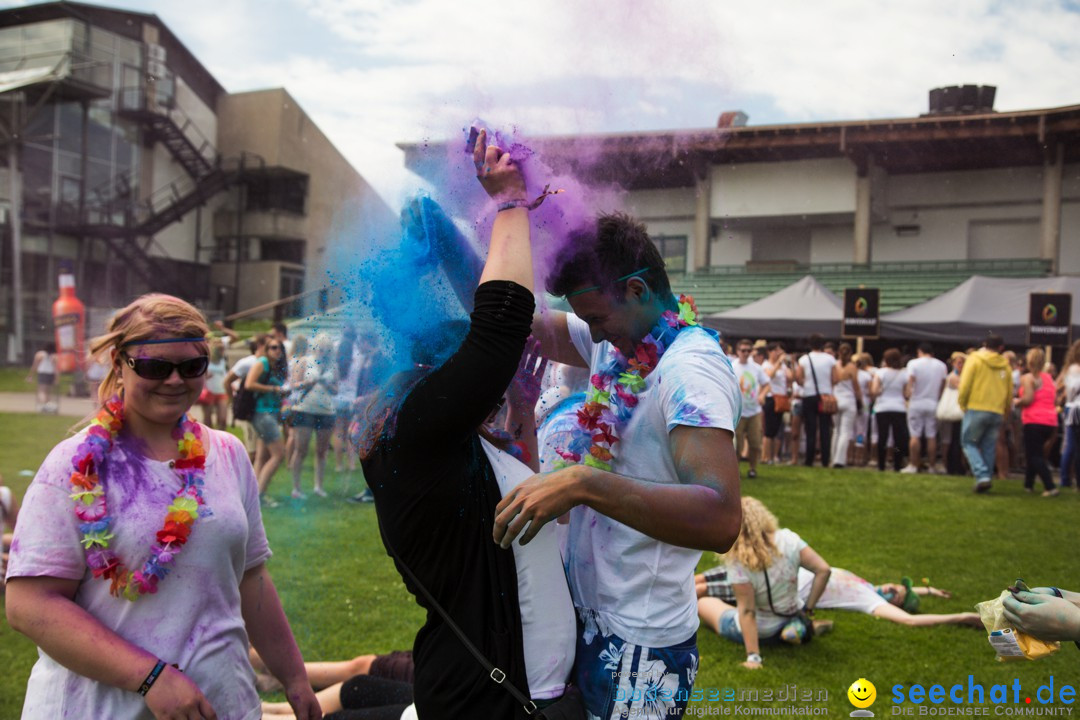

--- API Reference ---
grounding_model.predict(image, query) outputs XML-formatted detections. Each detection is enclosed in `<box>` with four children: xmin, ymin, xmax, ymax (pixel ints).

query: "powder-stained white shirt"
<box><xmin>565</xmin><ymin>313</ymin><xmax>741</xmax><ymax>647</ymax></box>
<box><xmin>8</xmin><ymin>428</ymin><xmax>270</xmax><ymax>720</ymax></box>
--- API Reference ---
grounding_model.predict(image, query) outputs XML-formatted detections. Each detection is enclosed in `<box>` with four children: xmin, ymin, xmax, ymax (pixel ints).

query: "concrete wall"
<box><xmin>148</xmin><ymin>75</ymin><xmax>222</xmax><ymax>262</ymax></box>
<box><xmin>871</xmin><ymin>167</ymin><xmax>1045</xmax><ymax>263</ymax></box>
<box><xmin>711</xmin><ymin>158</ymin><xmax>857</xmax><ymax>218</ymax></box>
<box><xmin>1059</xmin><ymin>163</ymin><xmax>1080</xmax><ymax>274</ymax></box>
<box><xmin>216</xmin><ymin>88</ymin><xmax>394</xmax><ymax>308</ymax></box>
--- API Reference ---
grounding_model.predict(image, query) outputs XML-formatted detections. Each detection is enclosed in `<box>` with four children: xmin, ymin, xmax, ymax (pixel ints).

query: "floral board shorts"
<box><xmin>575</xmin><ymin>608</ymin><xmax>699</xmax><ymax>719</ymax></box>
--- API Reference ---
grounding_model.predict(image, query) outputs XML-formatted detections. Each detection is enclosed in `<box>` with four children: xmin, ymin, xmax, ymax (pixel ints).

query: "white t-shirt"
<box><xmin>229</xmin><ymin>355</ymin><xmax>258</xmax><ymax>394</ymax></box>
<box><xmin>726</xmin><ymin>528</ymin><xmax>807</xmax><ymax>637</ymax></box>
<box><xmin>798</xmin><ymin>352</ymin><xmax>835</xmax><ymax>396</ymax></box>
<box><xmin>857</xmin><ymin>369</ymin><xmax>873</xmax><ymax>409</ymax></box>
<box><xmin>732</xmin><ymin>359</ymin><xmax>770</xmax><ymax>418</ymax></box>
<box><xmin>907</xmin><ymin>356</ymin><xmax>948</xmax><ymax>412</ymax></box>
<box><xmin>874</xmin><ymin>367</ymin><xmax>909</xmax><ymax>413</ymax></box>
<box><xmin>0</xmin><ymin>485</ymin><xmax>12</xmax><ymax>578</ymax></box>
<box><xmin>565</xmin><ymin>313</ymin><xmax>741</xmax><ymax>647</ymax></box>
<box><xmin>205</xmin><ymin>358</ymin><xmax>227</xmax><ymax>395</ymax></box>
<box><xmin>797</xmin><ymin>567</ymin><xmax>886</xmax><ymax>615</ymax></box>
<box><xmin>480</xmin><ymin>439</ymin><xmax>575</xmax><ymax>700</ymax></box>
<box><xmin>762</xmin><ymin>360</ymin><xmax>790</xmax><ymax>398</ymax></box>
<box><xmin>7</xmin><ymin>428</ymin><xmax>270</xmax><ymax>720</ymax></box>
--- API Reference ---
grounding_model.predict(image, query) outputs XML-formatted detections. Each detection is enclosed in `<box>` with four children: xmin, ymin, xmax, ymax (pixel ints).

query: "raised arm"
<box><xmin>532</xmin><ymin>310</ymin><xmax>589</xmax><ymax>368</ymax></box>
<box><xmin>391</xmin><ymin>129</ymin><xmax>537</xmax><ymax>448</ymax></box>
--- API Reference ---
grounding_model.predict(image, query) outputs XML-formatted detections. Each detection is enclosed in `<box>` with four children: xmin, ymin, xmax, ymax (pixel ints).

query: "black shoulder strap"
<box><xmin>382</xmin><ymin>535</ymin><xmax>539</xmax><ymax>717</ymax></box>
<box><xmin>807</xmin><ymin>355</ymin><xmax>820</xmax><ymax>394</ymax></box>
<box><xmin>763</xmin><ymin>567</ymin><xmax>796</xmax><ymax>618</ymax></box>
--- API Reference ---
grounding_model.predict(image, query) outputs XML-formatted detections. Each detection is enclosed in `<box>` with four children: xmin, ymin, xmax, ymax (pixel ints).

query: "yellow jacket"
<box><xmin>958</xmin><ymin>348</ymin><xmax>1013</xmax><ymax>415</ymax></box>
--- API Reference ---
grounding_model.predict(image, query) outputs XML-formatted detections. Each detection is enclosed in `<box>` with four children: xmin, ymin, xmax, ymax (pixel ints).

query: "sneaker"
<box><xmin>900</xmin><ymin>465</ymin><xmax>919</xmax><ymax>474</ymax></box>
<box><xmin>291</xmin><ymin>489</ymin><xmax>307</xmax><ymax>500</ymax></box>
<box><xmin>1041</xmin><ymin>488</ymin><xmax>1060</xmax><ymax>498</ymax></box>
<box><xmin>347</xmin><ymin>489</ymin><xmax>375</xmax><ymax>504</ymax></box>
<box><xmin>973</xmin><ymin>480</ymin><xmax>992</xmax><ymax>494</ymax></box>
<box><xmin>313</xmin><ymin>487</ymin><xmax>329</xmax><ymax>498</ymax></box>
<box><xmin>261</xmin><ymin>495</ymin><xmax>280</xmax><ymax>508</ymax></box>
<box><xmin>812</xmin><ymin>619</ymin><xmax>834</xmax><ymax>637</ymax></box>
<box><xmin>747</xmin><ymin>469</ymin><xmax>757</xmax><ymax>479</ymax></box>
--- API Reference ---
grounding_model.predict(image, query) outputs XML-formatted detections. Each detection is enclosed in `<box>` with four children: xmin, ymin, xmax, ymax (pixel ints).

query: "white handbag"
<box><xmin>936</xmin><ymin>386</ymin><xmax>964</xmax><ymax>422</ymax></box>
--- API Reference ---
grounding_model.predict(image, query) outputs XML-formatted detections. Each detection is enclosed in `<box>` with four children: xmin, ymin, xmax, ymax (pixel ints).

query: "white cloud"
<box><xmin>4</xmin><ymin>0</ymin><xmax>1077</xmax><ymax>204</ymax></box>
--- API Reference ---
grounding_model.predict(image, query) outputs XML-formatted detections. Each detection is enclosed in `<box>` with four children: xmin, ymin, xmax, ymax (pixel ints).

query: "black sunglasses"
<box><xmin>122</xmin><ymin>353</ymin><xmax>209</xmax><ymax>380</ymax></box>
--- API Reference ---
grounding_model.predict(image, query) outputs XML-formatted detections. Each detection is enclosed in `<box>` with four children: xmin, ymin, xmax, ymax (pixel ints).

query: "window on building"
<box><xmin>654</xmin><ymin>235</ymin><xmax>688</xmax><ymax>273</ymax></box>
<box><xmin>245</xmin><ymin>174</ymin><xmax>308</xmax><ymax>215</ymax></box>
<box><xmin>260</xmin><ymin>239</ymin><xmax>306</xmax><ymax>264</ymax></box>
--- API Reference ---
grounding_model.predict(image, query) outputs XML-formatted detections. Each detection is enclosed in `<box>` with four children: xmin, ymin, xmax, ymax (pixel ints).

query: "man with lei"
<box><xmin>493</xmin><ymin>212</ymin><xmax>743</xmax><ymax>720</ymax></box>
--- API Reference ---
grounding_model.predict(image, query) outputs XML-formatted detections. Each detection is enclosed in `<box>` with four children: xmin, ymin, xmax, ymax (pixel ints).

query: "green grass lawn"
<box><xmin>1</xmin><ymin>411</ymin><xmax>1077</xmax><ymax>718</ymax></box>
<box><xmin>0</xmin><ymin>366</ymin><xmax>76</xmax><ymax>395</ymax></box>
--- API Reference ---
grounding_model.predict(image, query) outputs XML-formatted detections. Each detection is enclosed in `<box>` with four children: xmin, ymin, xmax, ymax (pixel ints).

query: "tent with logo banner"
<box><xmin>880</xmin><ymin>275</ymin><xmax>1080</xmax><ymax>346</ymax></box>
<box><xmin>702</xmin><ymin>275</ymin><xmax>843</xmax><ymax>339</ymax></box>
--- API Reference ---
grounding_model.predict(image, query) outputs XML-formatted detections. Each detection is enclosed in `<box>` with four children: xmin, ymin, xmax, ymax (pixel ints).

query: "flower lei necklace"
<box><xmin>554</xmin><ymin>294</ymin><xmax>710</xmax><ymax>471</ymax></box>
<box><xmin>70</xmin><ymin>396</ymin><xmax>209</xmax><ymax>600</ymax></box>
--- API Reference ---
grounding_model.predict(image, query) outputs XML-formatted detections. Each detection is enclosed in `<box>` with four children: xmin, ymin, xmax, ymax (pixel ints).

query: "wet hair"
<box><xmin>546</xmin><ymin>212</ymin><xmax>671</xmax><ymax>300</ymax></box>
<box><xmin>723</xmin><ymin>496</ymin><xmax>779</xmax><ymax>573</ymax></box>
<box><xmin>807</xmin><ymin>333</ymin><xmax>825</xmax><ymax>351</ymax></box>
<box><xmin>89</xmin><ymin>293</ymin><xmax>209</xmax><ymax>406</ymax></box>
<box><xmin>882</xmin><ymin>348</ymin><xmax>903</xmax><ymax>369</ymax></box>
<box><xmin>983</xmin><ymin>334</ymin><xmax>1005</xmax><ymax>351</ymax></box>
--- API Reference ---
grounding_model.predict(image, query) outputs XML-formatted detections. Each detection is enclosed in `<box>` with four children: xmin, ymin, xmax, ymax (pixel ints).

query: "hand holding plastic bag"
<box><xmin>975</xmin><ymin>590</ymin><xmax>1060</xmax><ymax>661</ymax></box>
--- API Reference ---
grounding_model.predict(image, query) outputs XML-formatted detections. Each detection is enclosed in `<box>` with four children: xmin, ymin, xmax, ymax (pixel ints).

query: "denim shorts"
<box><xmin>718</xmin><ymin>609</ymin><xmax>744</xmax><ymax>643</ymax></box>
<box><xmin>252</xmin><ymin>411</ymin><xmax>282</xmax><ymax>442</ymax></box>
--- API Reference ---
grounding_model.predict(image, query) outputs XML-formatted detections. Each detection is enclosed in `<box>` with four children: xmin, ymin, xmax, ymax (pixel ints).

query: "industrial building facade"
<box><xmin>0</xmin><ymin>2</ymin><xmax>391</xmax><ymax>362</ymax></box>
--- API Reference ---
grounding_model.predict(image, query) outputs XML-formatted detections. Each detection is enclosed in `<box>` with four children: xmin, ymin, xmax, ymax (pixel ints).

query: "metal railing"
<box><xmin>687</xmin><ymin>258</ymin><xmax>1052</xmax><ymax>276</ymax></box>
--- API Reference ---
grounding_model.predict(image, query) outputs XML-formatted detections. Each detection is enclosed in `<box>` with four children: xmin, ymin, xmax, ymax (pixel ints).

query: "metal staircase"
<box><xmin>52</xmin><ymin>85</ymin><xmax>264</xmax><ymax>295</ymax></box>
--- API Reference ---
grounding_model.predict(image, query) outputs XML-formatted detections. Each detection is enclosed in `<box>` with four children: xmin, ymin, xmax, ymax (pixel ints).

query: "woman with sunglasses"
<box><xmin>247</xmin><ymin>339</ymin><xmax>289</xmax><ymax>505</ymax></box>
<box><xmin>5</xmin><ymin>293</ymin><xmax>320</xmax><ymax>720</ymax></box>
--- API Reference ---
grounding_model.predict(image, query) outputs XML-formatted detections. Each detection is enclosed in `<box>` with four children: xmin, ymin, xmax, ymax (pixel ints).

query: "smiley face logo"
<box><xmin>854</xmin><ymin>297</ymin><xmax>869</xmax><ymax>316</ymax></box>
<box><xmin>1043</xmin><ymin>304</ymin><xmax>1057</xmax><ymax>324</ymax></box>
<box><xmin>848</xmin><ymin>678</ymin><xmax>877</xmax><ymax>709</ymax></box>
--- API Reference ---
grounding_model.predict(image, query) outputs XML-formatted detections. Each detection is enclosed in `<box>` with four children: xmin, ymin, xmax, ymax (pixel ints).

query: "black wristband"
<box><xmin>138</xmin><ymin>660</ymin><xmax>166</xmax><ymax>696</ymax></box>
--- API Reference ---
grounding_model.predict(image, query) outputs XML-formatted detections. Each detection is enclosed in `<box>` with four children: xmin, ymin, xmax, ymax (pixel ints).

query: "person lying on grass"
<box><xmin>697</xmin><ymin>565</ymin><xmax>982</xmax><ymax>629</ymax></box>
<box><xmin>255</xmin><ymin>647</ymin><xmax>414</xmax><ymax>720</ymax></box>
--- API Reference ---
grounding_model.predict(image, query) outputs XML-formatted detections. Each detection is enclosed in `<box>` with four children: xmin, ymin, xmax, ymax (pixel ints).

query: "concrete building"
<box><xmin>401</xmin><ymin>87</ymin><xmax>1080</xmax><ymax>315</ymax></box>
<box><xmin>0</xmin><ymin>1</ymin><xmax>391</xmax><ymax>362</ymax></box>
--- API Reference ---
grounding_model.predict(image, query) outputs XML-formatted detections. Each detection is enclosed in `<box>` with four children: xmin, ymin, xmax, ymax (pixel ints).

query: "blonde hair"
<box><xmin>311</xmin><ymin>332</ymin><xmax>335</xmax><ymax>359</ymax></box>
<box><xmin>1026</xmin><ymin>347</ymin><xmax>1045</xmax><ymax>376</ymax></box>
<box><xmin>89</xmin><ymin>294</ymin><xmax>210</xmax><ymax>406</ymax></box>
<box><xmin>724</xmin><ymin>496</ymin><xmax>779</xmax><ymax>572</ymax></box>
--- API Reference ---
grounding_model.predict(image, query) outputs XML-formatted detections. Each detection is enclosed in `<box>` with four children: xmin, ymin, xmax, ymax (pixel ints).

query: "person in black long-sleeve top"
<box><xmin>359</xmin><ymin>130</ymin><xmax>575</xmax><ymax>720</ymax></box>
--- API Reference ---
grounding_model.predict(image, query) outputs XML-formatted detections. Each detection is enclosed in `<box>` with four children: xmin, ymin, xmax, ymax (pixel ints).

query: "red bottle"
<box><xmin>53</xmin><ymin>269</ymin><xmax>85</xmax><ymax>374</ymax></box>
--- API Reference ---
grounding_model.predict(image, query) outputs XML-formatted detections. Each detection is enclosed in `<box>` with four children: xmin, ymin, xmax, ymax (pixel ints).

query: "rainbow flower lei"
<box><xmin>554</xmin><ymin>294</ymin><xmax>705</xmax><ymax>472</ymax></box>
<box><xmin>70</xmin><ymin>397</ymin><xmax>209</xmax><ymax>600</ymax></box>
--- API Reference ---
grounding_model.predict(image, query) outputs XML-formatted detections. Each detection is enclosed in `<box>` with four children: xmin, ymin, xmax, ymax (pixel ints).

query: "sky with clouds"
<box><xmin>6</xmin><ymin>0</ymin><xmax>1080</xmax><ymax>206</ymax></box>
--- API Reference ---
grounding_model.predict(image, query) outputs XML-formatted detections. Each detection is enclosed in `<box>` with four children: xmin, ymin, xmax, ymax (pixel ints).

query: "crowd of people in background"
<box><xmin>723</xmin><ymin>333</ymin><xmax>1080</xmax><ymax>495</ymax></box>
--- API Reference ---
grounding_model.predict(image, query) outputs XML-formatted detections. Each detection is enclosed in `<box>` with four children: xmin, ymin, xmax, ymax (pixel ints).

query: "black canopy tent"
<box><xmin>880</xmin><ymin>275</ymin><xmax>1080</xmax><ymax>346</ymax></box>
<box><xmin>701</xmin><ymin>276</ymin><xmax>843</xmax><ymax>339</ymax></box>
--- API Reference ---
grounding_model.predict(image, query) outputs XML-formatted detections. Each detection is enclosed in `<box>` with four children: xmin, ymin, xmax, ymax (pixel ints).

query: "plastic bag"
<box><xmin>975</xmin><ymin>590</ymin><xmax>1060</xmax><ymax>661</ymax></box>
